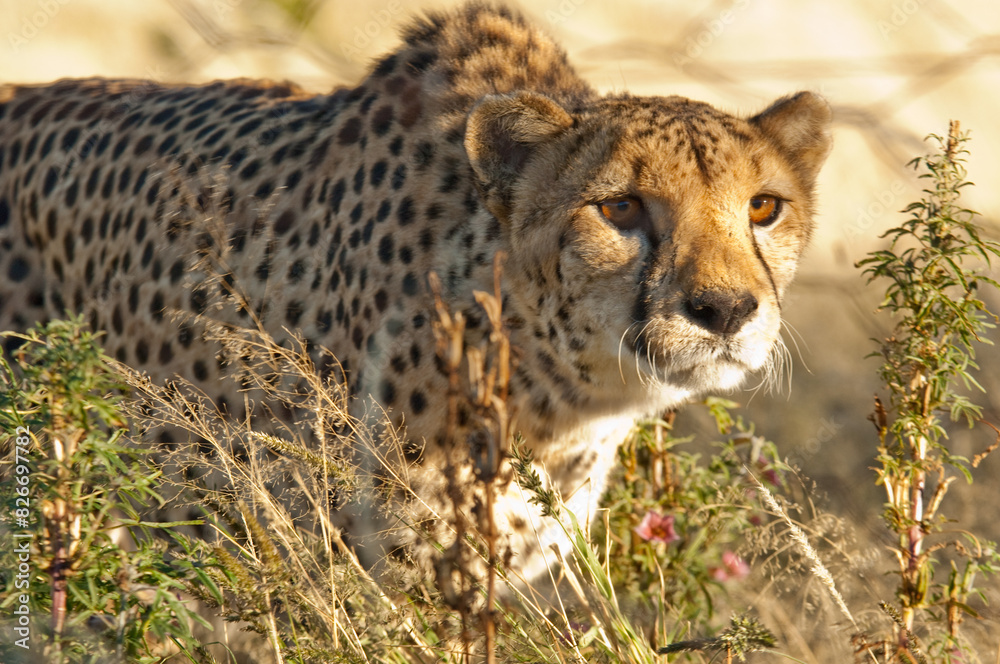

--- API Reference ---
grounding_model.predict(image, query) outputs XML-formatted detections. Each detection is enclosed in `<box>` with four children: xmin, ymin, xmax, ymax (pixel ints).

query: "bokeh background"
<box><xmin>3</xmin><ymin>0</ymin><xmax>999</xmax><ymax>656</ymax></box>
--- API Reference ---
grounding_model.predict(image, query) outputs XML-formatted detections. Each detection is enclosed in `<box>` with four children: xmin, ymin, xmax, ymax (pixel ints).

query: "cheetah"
<box><xmin>0</xmin><ymin>3</ymin><xmax>831</xmax><ymax>589</ymax></box>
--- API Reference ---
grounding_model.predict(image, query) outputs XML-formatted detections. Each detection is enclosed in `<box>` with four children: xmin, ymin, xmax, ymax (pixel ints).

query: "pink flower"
<box><xmin>634</xmin><ymin>511</ymin><xmax>680</xmax><ymax>544</ymax></box>
<box><xmin>948</xmin><ymin>647</ymin><xmax>968</xmax><ymax>664</ymax></box>
<box><xmin>711</xmin><ymin>551</ymin><xmax>750</xmax><ymax>581</ymax></box>
<box><xmin>757</xmin><ymin>455</ymin><xmax>783</xmax><ymax>487</ymax></box>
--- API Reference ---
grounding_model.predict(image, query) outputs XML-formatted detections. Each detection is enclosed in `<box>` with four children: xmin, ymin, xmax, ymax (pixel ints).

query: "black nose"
<box><xmin>684</xmin><ymin>289</ymin><xmax>759</xmax><ymax>335</ymax></box>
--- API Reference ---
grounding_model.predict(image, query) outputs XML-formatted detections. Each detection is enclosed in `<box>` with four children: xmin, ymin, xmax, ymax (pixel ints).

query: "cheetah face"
<box><xmin>466</xmin><ymin>91</ymin><xmax>831</xmax><ymax>406</ymax></box>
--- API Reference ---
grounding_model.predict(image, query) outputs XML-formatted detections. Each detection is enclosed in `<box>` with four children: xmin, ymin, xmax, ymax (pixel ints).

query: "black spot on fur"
<box><xmin>371</xmin><ymin>105</ymin><xmax>394</xmax><ymax>136</ymax></box>
<box><xmin>158</xmin><ymin>341</ymin><xmax>174</xmax><ymax>364</ymax></box>
<box><xmin>204</xmin><ymin>128</ymin><xmax>227</xmax><ymax>147</ymax></box>
<box><xmin>353</xmin><ymin>165</ymin><xmax>365</xmax><ymax>194</ymax></box>
<box><xmin>402</xmin><ymin>273</ymin><xmax>419</xmax><ymax>296</ymax></box>
<box><xmin>284</xmin><ymin>169</ymin><xmax>303</xmax><ymax>190</ymax></box>
<box><xmin>94</xmin><ymin>133</ymin><xmax>111</xmax><ymax>157</ymax></box>
<box><xmin>60</xmin><ymin>127</ymin><xmax>81</xmax><ymax>152</ymax></box>
<box><xmin>1</xmin><ymin>198</ymin><xmax>14</xmax><ymax>228</ymax></box>
<box><xmin>370</xmin><ymin>160</ymin><xmax>388</xmax><ymax>187</ymax></box>
<box><xmin>84</xmin><ymin>167</ymin><xmax>101</xmax><ymax>198</ymax></box>
<box><xmin>117</xmin><ymin>165</ymin><xmax>132</xmax><ymax>194</ymax></box>
<box><xmin>150</xmin><ymin>106</ymin><xmax>177</xmax><ymax>125</ymax></box>
<box><xmin>350</xmin><ymin>202</ymin><xmax>364</xmax><ymax>225</ymax></box>
<box><xmin>8</xmin><ymin>256</ymin><xmax>29</xmax><ymax>282</ymax></box>
<box><xmin>101</xmin><ymin>168</ymin><xmax>115</xmax><ymax>199</ymax></box>
<box><xmin>62</xmin><ymin>230</ymin><xmax>75</xmax><ymax>263</ymax></box>
<box><xmin>240</xmin><ymin>160</ymin><xmax>261</xmax><ymax>180</ymax></box>
<box><xmin>408</xmin><ymin>50</ymin><xmax>438</xmax><ymax>72</ymax></box>
<box><xmin>157</xmin><ymin>134</ymin><xmax>178</xmax><ymax>157</ymax></box>
<box><xmin>7</xmin><ymin>140</ymin><xmax>22</xmax><ymax>168</ymax></box>
<box><xmin>128</xmin><ymin>284</ymin><xmax>140</xmax><ymax>311</ymax></box>
<box><xmin>110</xmin><ymin>305</ymin><xmax>123</xmax><ymax>335</ymax></box>
<box><xmin>380</xmin><ymin>380</ymin><xmax>396</xmax><ymax>405</ymax></box>
<box><xmin>358</xmin><ymin>93</ymin><xmax>378</xmax><ymax>116</ymax></box>
<box><xmin>170</xmin><ymin>260</ymin><xmax>184</xmax><ymax>284</ymax></box>
<box><xmin>193</xmin><ymin>360</ymin><xmax>208</xmax><ymax>381</ymax></box>
<box><xmin>112</xmin><ymin>136</ymin><xmax>129</xmax><ymax>159</ymax></box>
<box><xmin>24</xmin><ymin>134</ymin><xmax>38</xmax><ymax>162</ymax></box>
<box><xmin>228</xmin><ymin>147</ymin><xmax>248</xmax><ymax>170</ymax></box>
<box><xmin>377</xmin><ymin>235</ymin><xmax>394</xmax><ymax>263</ymax></box>
<box><xmin>385</xmin><ymin>162</ymin><xmax>405</xmax><ymax>191</ymax></box>
<box><xmin>397</xmin><ymin>197</ymin><xmax>415</xmax><ymax>225</ymax></box>
<box><xmin>150</xmin><ymin>291</ymin><xmax>165</xmax><ymax>321</ymax></box>
<box><xmin>46</xmin><ymin>210</ymin><xmax>57</xmax><ymax>241</ymax></box>
<box><xmin>329</xmin><ymin>179</ymin><xmax>345</xmax><ymax>214</ymax></box>
<box><xmin>134</xmin><ymin>134</ymin><xmax>154</xmax><ymax>156</ymax></box>
<box><xmin>42</xmin><ymin>166</ymin><xmax>59</xmax><ymax>196</ymax></box>
<box><xmin>255</xmin><ymin>257</ymin><xmax>270</xmax><ymax>281</ymax></box>
<box><xmin>372</xmin><ymin>54</ymin><xmax>397</xmax><ymax>77</ymax></box>
<box><xmin>191</xmin><ymin>98</ymin><xmax>218</xmax><ymax>115</ymax></box>
<box><xmin>64</xmin><ymin>180</ymin><xmax>80</xmax><ymax>207</ymax></box>
<box><xmin>254</xmin><ymin>180</ymin><xmax>275</xmax><ymax>199</ymax></box>
<box><xmin>178</xmin><ymin>323</ymin><xmax>194</xmax><ymax>348</ymax></box>
<box><xmin>286</xmin><ymin>301</ymin><xmax>303</xmax><ymax>326</ymax></box>
<box><xmin>131</xmin><ymin>167</ymin><xmax>149</xmax><ymax>197</ymax></box>
<box><xmin>376</xmin><ymin>199</ymin><xmax>392</xmax><ymax>222</ymax></box>
<box><xmin>309</xmin><ymin>137</ymin><xmax>331</xmax><ymax>167</ymax></box>
<box><xmin>236</xmin><ymin>117</ymin><xmax>263</xmax><ymax>137</ymax></box>
<box><xmin>39</xmin><ymin>131</ymin><xmax>56</xmax><ymax>159</ymax></box>
<box><xmin>190</xmin><ymin>288</ymin><xmax>208</xmax><ymax>315</ymax></box>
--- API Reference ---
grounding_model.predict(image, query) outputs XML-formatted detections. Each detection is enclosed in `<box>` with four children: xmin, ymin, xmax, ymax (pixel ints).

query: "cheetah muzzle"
<box><xmin>0</xmin><ymin>3</ymin><xmax>831</xmax><ymax>590</ymax></box>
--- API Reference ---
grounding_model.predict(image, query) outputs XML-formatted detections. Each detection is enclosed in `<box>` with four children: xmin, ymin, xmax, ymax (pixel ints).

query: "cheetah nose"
<box><xmin>683</xmin><ymin>289</ymin><xmax>759</xmax><ymax>335</ymax></box>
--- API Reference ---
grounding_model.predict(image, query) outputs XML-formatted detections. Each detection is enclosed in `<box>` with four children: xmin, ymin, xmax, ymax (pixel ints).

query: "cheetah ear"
<box><xmin>465</xmin><ymin>91</ymin><xmax>574</xmax><ymax>219</ymax></box>
<box><xmin>751</xmin><ymin>91</ymin><xmax>832</xmax><ymax>181</ymax></box>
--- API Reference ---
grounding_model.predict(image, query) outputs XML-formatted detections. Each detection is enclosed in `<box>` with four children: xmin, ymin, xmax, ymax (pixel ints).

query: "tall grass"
<box><xmin>1</xmin><ymin>122</ymin><xmax>999</xmax><ymax>663</ymax></box>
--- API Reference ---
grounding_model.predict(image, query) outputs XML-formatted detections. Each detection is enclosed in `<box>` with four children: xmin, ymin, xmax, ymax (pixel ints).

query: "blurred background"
<box><xmin>3</xmin><ymin>0</ymin><xmax>999</xmax><ymax>653</ymax></box>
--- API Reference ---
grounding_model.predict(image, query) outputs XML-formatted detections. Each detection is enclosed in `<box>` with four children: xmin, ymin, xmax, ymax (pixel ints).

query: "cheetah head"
<box><xmin>465</xmin><ymin>90</ymin><xmax>832</xmax><ymax>410</ymax></box>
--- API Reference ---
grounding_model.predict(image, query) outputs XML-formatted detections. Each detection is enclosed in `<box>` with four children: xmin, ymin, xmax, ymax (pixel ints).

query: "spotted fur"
<box><xmin>0</xmin><ymin>3</ymin><xmax>831</xmax><ymax>586</ymax></box>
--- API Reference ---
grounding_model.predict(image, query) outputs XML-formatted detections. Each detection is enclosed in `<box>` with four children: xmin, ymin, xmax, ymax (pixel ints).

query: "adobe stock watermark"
<box><xmin>212</xmin><ymin>0</ymin><xmax>244</xmax><ymax>22</ymax></box>
<box><xmin>785</xmin><ymin>416</ymin><xmax>842</xmax><ymax>469</ymax></box>
<box><xmin>545</xmin><ymin>0</ymin><xmax>587</xmax><ymax>25</ymax></box>
<box><xmin>673</xmin><ymin>0</ymin><xmax>750</xmax><ymax>70</ymax></box>
<box><xmin>340</xmin><ymin>1</ymin><xmax>404</xmax><ymax>62</ymax></box>
<box><xmin>10</xmin><ymin>427</ymin><xmax>34</xmax><ymax>651</ymax></box>
<box><xmin>877</xmin><ymin>0</ymin><xmax>934</xmax><ymax>40</ymax></box>
<box><xmin>844</xmin><ymin>180</ymin><xmax>907</xmax><ymax>243</ymax></box>
<box><xmin>7</xmin><ymin>0</ymin><xmax>73</xmax><ymax>53</ymax></box>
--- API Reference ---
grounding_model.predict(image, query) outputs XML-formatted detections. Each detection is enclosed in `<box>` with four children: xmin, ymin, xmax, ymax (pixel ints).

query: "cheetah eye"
<box><xmin>749</xmin><ymin>195</ymin><xmax>783</xmax><ymax>227</ymax></box>
<box><xmin>598</xmin><ymin>197</ymin><xmax>644</xmax><ymax>230</ymax></box>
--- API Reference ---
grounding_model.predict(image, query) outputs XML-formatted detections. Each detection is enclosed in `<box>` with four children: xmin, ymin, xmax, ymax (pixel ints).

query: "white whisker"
<box><xmin>617</xmin><ymin>322</ymin><xmax>640</xmax><ymax>385</ymax></box>
<box><xmin>637</xmin><ymin>320</ymin><xmax>656</xmax><ymax>386</ymax></box>
<box><xmin>635</xmin><ymin>342</ymin><xmax>645</xmax><ymax>386</ymax></box>
<box><xmin>746</xmin><ymin>333</ymin><xmax>792</xmax><ymax>403</ymax></box>
<box><xmin>780</xmin><ymin>318</ymin><xmax>811</xmax><ymax>374</ymax></box>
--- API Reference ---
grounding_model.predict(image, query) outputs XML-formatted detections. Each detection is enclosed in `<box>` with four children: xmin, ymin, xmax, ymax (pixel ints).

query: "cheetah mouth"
<box><xmin>622</xmin><ymin>322</ymin><xmax>782</xmax><ymax>392</ymax></box>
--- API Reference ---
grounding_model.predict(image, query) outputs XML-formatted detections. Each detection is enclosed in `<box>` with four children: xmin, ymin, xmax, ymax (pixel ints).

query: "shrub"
<box><xmin>0</xmin><ymin>317</ymin><xmax>216</xmax><ymax>664</ymax></box>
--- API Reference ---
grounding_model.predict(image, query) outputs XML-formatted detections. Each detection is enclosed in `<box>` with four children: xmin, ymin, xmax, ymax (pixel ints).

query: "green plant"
<box><xmin>857</xmin><ymin>121</ymin><xmax>1000</xmax><ymax>662</ymax></box>
<box><xmin>597</xmin><ymin>399</ymin><xmax>785</xmax><ymax>639</ymax></box>
<box><xmin>0</xmin><ymin>317</ymin><xmax>215</xmax><ymax>664</ymax></box>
